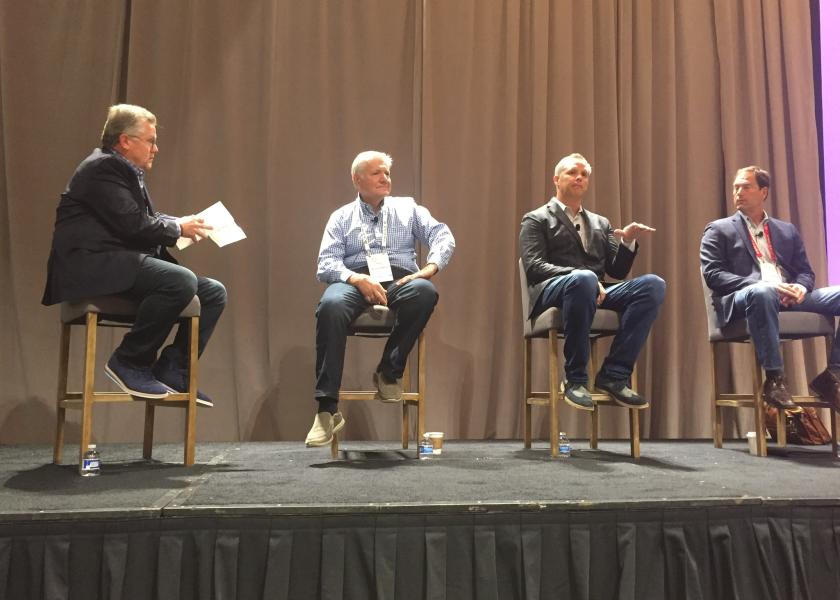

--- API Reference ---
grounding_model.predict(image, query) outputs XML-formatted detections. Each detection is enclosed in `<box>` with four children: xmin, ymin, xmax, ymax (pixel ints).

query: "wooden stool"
<box><xmin>702</xmin><ymin>272</ymin><xmax>838</xmax><ymax>456</ymax></box>
<box><xmin>54</xmin><ymin>295</ymin><xmax>201</xmax><ymax>473</ymax></box>
<box><xmin>331</xmin><ymin>306</ymin><xmax>426</xmax><ymax>459</ymax></box>
<box><xmin>519</xmin><ymin>260</ymin><xmax>644</xmax><ymax>458</ymax></box>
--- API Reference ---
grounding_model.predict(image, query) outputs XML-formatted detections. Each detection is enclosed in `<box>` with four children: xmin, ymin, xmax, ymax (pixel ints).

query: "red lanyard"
<box><xmin>748</xmin><ymin>222</ymin><xmax>776</xmax><ymax>262</ymax></box>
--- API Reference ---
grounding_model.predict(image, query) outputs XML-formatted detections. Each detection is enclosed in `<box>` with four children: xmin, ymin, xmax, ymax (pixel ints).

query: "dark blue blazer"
<box><xmin>42</xmin><ymin>148</ymin><xmax>181</xmax><ymax>305</ymax></box>
<box><xmin>700</xmin><ymin>213</ymin><xmax>815</xmax><ymax>327</ymax></box>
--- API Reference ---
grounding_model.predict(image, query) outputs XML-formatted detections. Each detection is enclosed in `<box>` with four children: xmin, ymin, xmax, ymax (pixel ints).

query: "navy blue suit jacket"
<box><xmin>700</xmin><ymin>213</ymin><xmax>815</xmax><ymax>327</ymax></box>
<box><xmin>42</xmin><ymin>148</ymin><xmax>181</xmax><ymax>305</ymax></box>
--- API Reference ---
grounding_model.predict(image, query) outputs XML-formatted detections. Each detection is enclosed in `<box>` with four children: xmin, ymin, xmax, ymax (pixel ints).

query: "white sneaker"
<box><xmin>373</xmin><ymin>372</ymin><xmax>403</xmax><ymax>403</ymax></box>
<box><xmin>305</xmin><ymin>411</ymin><xmax>346</xmax><ymax>447</ymax></box>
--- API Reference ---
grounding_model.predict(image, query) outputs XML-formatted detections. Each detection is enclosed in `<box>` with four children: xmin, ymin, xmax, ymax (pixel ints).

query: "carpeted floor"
<box><xmin>1</xmin><ymin>440</ymin><xmax>839</xmax><ymax>517</ymax></box>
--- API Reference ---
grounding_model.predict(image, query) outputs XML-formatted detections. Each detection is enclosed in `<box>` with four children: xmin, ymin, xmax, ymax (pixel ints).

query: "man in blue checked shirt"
<box><xmin>306</xmin><ymin>150</ymin><xmax>455</xmax><ymax>447</ymax></box>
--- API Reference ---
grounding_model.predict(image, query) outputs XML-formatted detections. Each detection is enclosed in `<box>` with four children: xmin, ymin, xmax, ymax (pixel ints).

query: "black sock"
<box><xmin>317</xmin><ymin>398</ymin><xmax>338</xmax><ymax>415</ymax></box>
<box><xmin>765</xmin><ymin>368</ymin><xmax>783</xmax><ymax>378</ymax></box>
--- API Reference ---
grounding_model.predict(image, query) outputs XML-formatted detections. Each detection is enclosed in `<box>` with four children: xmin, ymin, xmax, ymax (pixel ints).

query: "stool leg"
<box><xmin>416</xmin><ymin>331</ymin><xmax>426</xmax><ymax>455</ymax></box>
<box><xmin>143</xmin><ymin>403</ymin><xmax>155</xmax><ymax>459</ymax></box>
<box><xmin>183</xmin><ymin>316</ymin><xmax>198</xmax><ymax>466</ymax></box>
<box><xmin>588</xmin><ymin>339</ymin><xmax>598</xmax><ymax>450</ymax></box>
<box><xmin>752</xmin><ymin>354</ymin><xmax>768</xmax><ymax>457</ymax></box>
<box><xmin>630</xmin><ymin>368</ymin><xmax>641</xmax><ymax>458</ymax></box>
<box><xmin>402</xmin><ymin>354</ymin><xmax>411</xmax><ymax>450</ymax></box>
<box><xmin>711</xmin><ymin>343</ymin><xmax>723</xmax><ymax>448</ymax></box>
<box><xmin>549</xmin><ymin>330</ymin><xmax>560</xmax><ymax>458</ymax></box>
<box><xmin>54</xmin><ymin>323</ymin><xmax>71</xmax><ymax>464</ymax></box>
<box><xmin>331</xmin><ymin>432</ymin><xmax>339</xmax><ymax>459</ymax></box>
<box><xmin>825</xmin><ymin>335</ymin><xmax>838</xmax><ymax>458</ymax></box>
<box><xmin>78</xmin><ymin>312</ymin><xmax>97</xmax><ymax>474</ymax></box>
<box><xmin>524</xmin><ymin>339</ymin><xmax>532</xmax><ymax>449</ymax></box>
<box><xmin>775</xmin><ymin>408</ymin><xmax>787</xmax><ymax>448</ymax></box>
<box><xmin>629</xmin><ymin>409</ymin><xmax>641</xmax><ymax>458</ymax></box>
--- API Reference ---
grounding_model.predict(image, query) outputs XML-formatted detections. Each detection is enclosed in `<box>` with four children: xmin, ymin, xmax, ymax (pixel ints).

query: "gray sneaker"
<box><xmin>564</xmin><ymin>382</ymin><xmax>594</xmax><ymax>411</ymax></box>
<box><xmin>373</xmin><ymin>372</ymin><xmax>403</xmax><ymax>403</ymax></box>
<box><xmin>594</xmin><ymin>375</ymin><xmax>649</xmax><ymax>408</ymax></box>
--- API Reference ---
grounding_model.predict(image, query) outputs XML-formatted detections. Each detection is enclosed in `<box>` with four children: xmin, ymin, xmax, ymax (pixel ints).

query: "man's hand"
<box><xmin>178</xmin><ymin>215</ymin><xmax>213</xmax><ymax>242</ymax></box>
<box><xmin>613</xmin><ymin>222</ymin><xmax>656</xmax><ymax>243</ymax></box>
<box><xmin>596</xmin><ymin>281</ymin><xmax>607</xmax><ymax>306</ymax></box>
<box><xmin>349</xmin><ymin>273</ymin><xmax>388</xmax><ymax>305</ymax></box>
<box><xmin>777</xmin><ymin>283</ymin><xmax>806</xmax><ymax>307</ymax></box>
<box><xmin>396</xmin><ymin>263</ymin><xmax>439</xmax><ymax>286</ymax></box>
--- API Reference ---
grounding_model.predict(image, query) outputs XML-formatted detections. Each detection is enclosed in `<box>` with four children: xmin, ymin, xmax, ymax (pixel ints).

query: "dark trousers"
<box><xmin>534</xmin><ymin>270</ymin><xmax>666</xmax><ymax>383</ymax></box>
<box><xmin>115</xmin><ymin>255</ymin><xmax>227</xmax><ymax>367</ymax></box>
<box><xmin>315</xmin><ymin>278</ymin><xmax>439</xmax><ymax>401</ymax></box>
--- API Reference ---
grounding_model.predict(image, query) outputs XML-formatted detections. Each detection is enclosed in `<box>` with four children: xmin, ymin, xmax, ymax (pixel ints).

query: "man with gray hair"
<box><xmin>43</xmin><ymin>104</ymin><xmax>227</xmax><ymax>406</ymax></box>
<box><xmin>307</xmin><ymin>150</ymin><xmax>455</xmax><ymax>447</ymax></box>
<box><xmin>519</xmin><ymin>153</ymin><xmax>665</xmax><ymax>410</ymax></box>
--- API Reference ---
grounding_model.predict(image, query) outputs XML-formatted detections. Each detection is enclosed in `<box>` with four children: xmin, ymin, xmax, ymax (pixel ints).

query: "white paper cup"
<box><xmin>425</xmin><ymin>432</ymin><xmax>445</xmax><ymax>455</ymax></box>
<box><xmin>746</xmin><ymin>431</ymin><xmax>758</xmax><ymax>456</ymax></box>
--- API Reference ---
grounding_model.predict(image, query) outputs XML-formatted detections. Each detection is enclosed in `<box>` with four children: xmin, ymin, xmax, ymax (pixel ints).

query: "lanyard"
<box><xmin>747</xmin><ymin>222</ymin><xmax>776</xmax><ymax>263</ymax></box>
<box><xmin>359</xmin><ymin>204</ymin><xmax>388</xmax><ymax>255</ymax></box>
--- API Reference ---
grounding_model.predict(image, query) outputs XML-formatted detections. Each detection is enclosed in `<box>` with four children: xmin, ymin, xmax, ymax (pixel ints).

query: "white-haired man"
<box><xmin>42</xmin><ymin>104</ymin><xmax>226</xmax><ymax>406</ymax></box>
<box><xmin>519</xmin><ymin>153</ymin><xmax>665</xmax><ymax>410</ymax></box>
<box><xmin>307</xmin><ymin>150</ymin><xmax>455</xmax><ymax>446</ymax></box>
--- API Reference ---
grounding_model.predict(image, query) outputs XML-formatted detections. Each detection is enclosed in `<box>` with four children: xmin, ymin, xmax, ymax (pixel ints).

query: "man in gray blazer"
<box><xmin>519</xmin><ymin>153</ymin><xmax>665</xmax><ymax>410</ymax></box>
<box><xmin>701</xmin><ymin>165</ymin><xmax>840</xmax><ymax>412</ymax></box>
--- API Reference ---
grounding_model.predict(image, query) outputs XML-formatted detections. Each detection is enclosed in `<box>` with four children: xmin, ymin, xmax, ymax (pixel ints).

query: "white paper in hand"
<box><xmin>176</xmin><ymin>201</ymin><xmax>247</xmax><ymax>250</ymax></box>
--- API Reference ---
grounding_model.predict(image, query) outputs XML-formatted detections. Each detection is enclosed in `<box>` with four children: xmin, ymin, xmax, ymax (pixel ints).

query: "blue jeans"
<box><xmin>315</xmin><ymin>278</ymin><xmax>439</xmax><ymax>401</ymax></box>
<box><xmin>534</xmin><ymin>270</ymin><xmax>666</xmax><ymax>383</ymax></box>
<box><xmin>732</xmin><ymin>283</ymin><xmax>840</xmax><ymax>371</ymax></box>
<box><xmin>116</xmin><ymin>255</ymin><xmax>227</xmax><ymax>367</ymax></box>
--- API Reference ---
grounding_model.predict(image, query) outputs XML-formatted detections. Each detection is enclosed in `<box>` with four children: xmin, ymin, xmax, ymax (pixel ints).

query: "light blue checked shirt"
<box><xmin>317</xmin><ymin>196</ymin><xmax>455</xmax><ymax>283</ymax></box>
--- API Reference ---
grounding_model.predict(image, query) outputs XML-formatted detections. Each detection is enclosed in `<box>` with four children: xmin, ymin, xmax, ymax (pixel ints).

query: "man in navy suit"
<box><xmin>701</xmin><ymin>165</ymin><xmax>840</xmax><ymax>411</ymax></box>
<box><xmin>519</xmin><ymin>153</ymin><xmax>666</xmax><ymax>411</ymax></box>
<box><xmin>42</xmin><ymin>104</ymin><xmax>226</xmax><ymax>405</ymax></box>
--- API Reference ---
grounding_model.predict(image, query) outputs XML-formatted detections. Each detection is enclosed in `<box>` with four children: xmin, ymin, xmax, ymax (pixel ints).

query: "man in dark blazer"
<box><xmin>700</xmin><ymin>165</ymin><xmax>840</xmax><ymax>412</ymax></box>
<box><xmin>42</xmin><ymin>104</ymin><xmax>226</xmax><ymax>405</ymax></box>
<box><xmin>519</xmin><ymin>153</ymin><xmax>666</xmax><ymax>410</ymax></box>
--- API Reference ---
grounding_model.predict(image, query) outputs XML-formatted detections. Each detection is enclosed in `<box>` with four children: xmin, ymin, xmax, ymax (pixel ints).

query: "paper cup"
<box><xmin>425</xmin><ymin>432</ymin><xmax>445</xmax><ymax>455</ymax></box>
<box><xmin>746</xmin><ymin>431</ymin><xmax>758</xmax><ymax>456</ymax></box>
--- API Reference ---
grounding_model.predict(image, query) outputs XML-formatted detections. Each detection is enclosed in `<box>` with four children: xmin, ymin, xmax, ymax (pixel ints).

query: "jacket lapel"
<box><xmin>549</xmin><ymin>198</ymin><xmax>585</xmax><ymax>250</ymax></box>
<box><xmin>732</xmin><ymin>215</ymin><xmax>759</xmax><ymax>267</ymax></box>
<box><xmin>139</xmin><ymin>184</ymin><xmax>155</xmax><ymax>215</ymax></box>
<box><xmin>582</xmin><ymin>209</ymin><xmax>599</xmax><ymax>256</ymax></box>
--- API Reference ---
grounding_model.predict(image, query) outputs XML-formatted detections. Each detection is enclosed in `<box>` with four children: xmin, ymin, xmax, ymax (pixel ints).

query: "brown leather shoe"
<box><xmin>809</xmin><ymin>369</ymin><xmax>840</xmax><ymax>411</ymax></box>
<box><xmin>763</xmin><ymin>373</ymin><xmax>803</xmax><ymax>413</ymax></box>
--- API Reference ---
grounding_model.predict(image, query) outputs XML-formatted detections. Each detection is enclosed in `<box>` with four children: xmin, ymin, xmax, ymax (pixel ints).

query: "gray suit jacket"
<box><xmin>519</xmin><ymin>197</ymin><xmax>637</xmax><ymax>317</ymax></box>
<box><xmin>700</xmin><ymin>213</ymin><xmax>815</xmax><ymax>327</ymax></box>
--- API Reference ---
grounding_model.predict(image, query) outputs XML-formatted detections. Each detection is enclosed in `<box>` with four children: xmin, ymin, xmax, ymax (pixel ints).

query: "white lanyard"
<box><xmin>359</xmin><ymin>205</ymin><xmax>388</xmax><ymax>255</ymax></box>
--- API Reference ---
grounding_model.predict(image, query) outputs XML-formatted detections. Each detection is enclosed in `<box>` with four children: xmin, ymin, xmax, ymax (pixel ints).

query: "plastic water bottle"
<box><xmin>419</xmin><ymin>436</ymin><xmax>434</xmax><ymax>460</ymax></box>
<box><xmin>558</xmin><ymin>433</ymin><xmax>572</xmax><ymax>458</ymax></box>
<box><xmin>82</xmin><ymin>444</ymin><xmax>101</xmax><ymax>476</ymax></box>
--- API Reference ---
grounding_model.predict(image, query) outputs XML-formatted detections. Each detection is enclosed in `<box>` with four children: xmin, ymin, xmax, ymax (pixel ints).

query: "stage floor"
<box><xmin>2</xmin><ymin>439</ymin><xmax>839</xmax><ymax>518</ymax></box>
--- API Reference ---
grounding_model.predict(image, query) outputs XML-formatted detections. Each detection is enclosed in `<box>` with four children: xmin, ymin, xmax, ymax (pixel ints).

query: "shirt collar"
<box><xmin>737</xmin><ymin>209</ymin><xmax>768</xmax><ymax>230</ymax></box>
<box><xmin>555</xmin><ymin>197</ymin><xmax>585</xmax><ymax>221</ymax></box>
<box><xmin>357</xmin><ymin>195</ymin><xmax>387</xmax><ymax>216</ymax></box>
<box><xmin>106</xmin><ymin>147</ymin><xmax>146</xmax><ymax>188</ymax></box>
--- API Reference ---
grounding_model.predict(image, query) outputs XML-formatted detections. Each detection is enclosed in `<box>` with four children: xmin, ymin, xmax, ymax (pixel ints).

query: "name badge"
<box><xmin>760</xmin><ymin>262</ymin><xmax>782</xmax><ymax>284</ymax></box>
<box><xmin>367</xmin><ymin>253</ymin><xmax>394</xmax><ymax>283</ymax></box>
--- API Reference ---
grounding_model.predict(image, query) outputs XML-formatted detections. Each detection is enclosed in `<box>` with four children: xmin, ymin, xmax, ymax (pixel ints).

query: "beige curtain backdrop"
<box><xmin>0</xmin><ymin>0</ymin><xmax>826</xmax><ymax>445</ymax></box>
